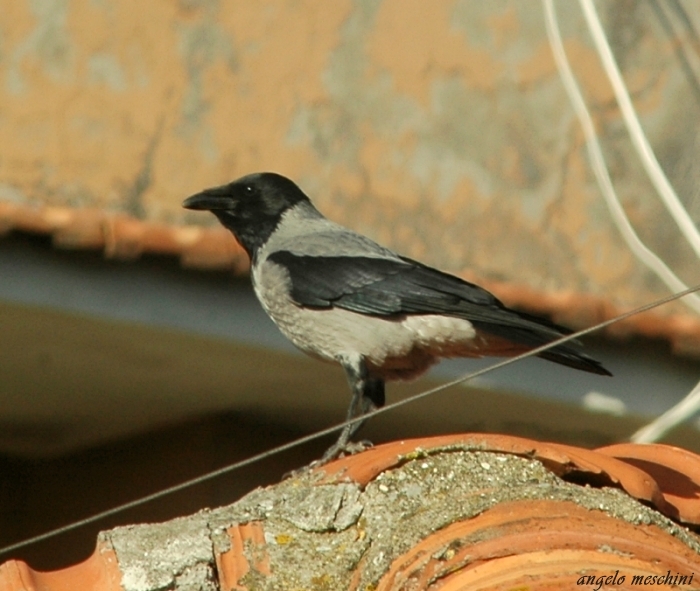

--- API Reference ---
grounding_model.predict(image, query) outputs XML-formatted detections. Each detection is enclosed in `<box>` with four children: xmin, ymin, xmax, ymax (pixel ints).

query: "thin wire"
<box><xmin>579</xmin><ymin>0</ymin><xmax>700</xmax><ymax>260</ymax></box>
<box><xmin>2</xmin><ymin>282</ymin><xmax>699</xmax><ymax>558</ymax></box>
<box><xmin>543</xmin><ymin>0</ymin><xmax>700</xmax><ymax>314</ymax></box>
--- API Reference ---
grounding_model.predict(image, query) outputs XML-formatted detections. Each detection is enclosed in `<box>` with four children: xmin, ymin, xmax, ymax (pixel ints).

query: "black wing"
<box><xmin>267</xmin><ymin>250</ymin><xmax>611</xmax><ymax>376</ymax></box>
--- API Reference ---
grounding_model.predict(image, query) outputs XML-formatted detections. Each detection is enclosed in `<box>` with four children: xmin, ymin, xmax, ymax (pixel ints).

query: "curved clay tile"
<box><xmin>597</xmin><ymin>442</ymin><xmax>700</xmax><ymax>526</ymax></box>
<box><xmin>316</xmin><ymin>433</ymin><xmax>675</xmax><ymax>519</ymax></box>
<box><xmin>371</xmin><ymin>500</ymin><xmax>699</xmax><ymax>591</ymax></box>
<box><xmin>2</xmin><ymin>433</ymin><xmax>700</xmax><ymax>590</ymax></box>
<box><xmin>216</xmin><ymin>522</ymin><xmax>271</xmax><ymax>589</ymax></box>
<box><xmin>543</xmin><ymin>441</ymin><xmax>675</xmax><ymax>517</ymax></box>
<box><xmin>0</xmin><ymin>543</ymin><xmax>121</xmax><ymax>591</ymax></box>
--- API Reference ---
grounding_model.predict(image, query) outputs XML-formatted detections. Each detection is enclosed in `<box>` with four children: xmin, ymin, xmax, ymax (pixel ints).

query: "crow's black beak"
<box><xmin>182</xmin><ymin>185</ymin><xmax>232</xmax><ymax>211</ymax></box>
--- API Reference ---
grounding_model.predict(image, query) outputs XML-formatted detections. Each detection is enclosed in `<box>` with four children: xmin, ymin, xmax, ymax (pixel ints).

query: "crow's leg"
<box><xmin>319</xmin><ymin>355</ymin><xmax>385</xmax><ymax>463</ymax></box>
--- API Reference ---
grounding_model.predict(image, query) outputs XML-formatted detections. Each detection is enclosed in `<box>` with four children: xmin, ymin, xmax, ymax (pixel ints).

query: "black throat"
<box><xmin>213</xmin><ymin>208</ymin><xmax>285</xmax><ymax>259</ymax></box>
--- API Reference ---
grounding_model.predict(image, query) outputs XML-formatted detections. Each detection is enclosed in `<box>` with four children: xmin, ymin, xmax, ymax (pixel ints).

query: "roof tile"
<box><xmin>317</xmin><ymin>433</ymin><xmax>699</xmax><ymax>525</ymax></box>
<box><xmin>597</xmin><ymin>442</ymin><xmax>700</xmax><ymax>526</ymax></box>
<box><xmin>2</xmin><ymin>434</ymin><xmax>700</xmax><ymax>590</ymax></box>
<box><xmin>0</xmin><ymin>542</ymin><xmax>120</xmax><ymax>591</ymax></box>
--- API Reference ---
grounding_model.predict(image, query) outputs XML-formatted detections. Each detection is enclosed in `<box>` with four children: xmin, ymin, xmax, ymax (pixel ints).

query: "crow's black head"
<box><xmin>183</xmin><ymin>172</ymin><xmax>311</xmax><ymax>257</ymax></box>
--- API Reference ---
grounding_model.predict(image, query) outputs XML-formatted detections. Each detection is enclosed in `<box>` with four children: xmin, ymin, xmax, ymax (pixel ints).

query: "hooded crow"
<box><xmin>183</xmin><ymin>172</ymin><xmax>611</xmax><ymax>461</ymax></box>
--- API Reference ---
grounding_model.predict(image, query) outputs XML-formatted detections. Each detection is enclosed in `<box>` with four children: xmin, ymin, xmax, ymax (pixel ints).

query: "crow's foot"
<box><xmin>283</xmin><ymin>439</ymin><xmax>374</xmax><ymax>480</ymax></box>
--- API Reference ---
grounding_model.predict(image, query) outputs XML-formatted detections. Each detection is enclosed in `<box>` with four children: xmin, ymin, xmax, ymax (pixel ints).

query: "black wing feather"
<box><xmin>267</xmin><ymin>251</ymin><xmax>611</xmax><ymax>376</ymax></box>
<box><xmin>269</xmin><ymin>251</ymin><xmax>499</xmax><ymax>315</ymax></box>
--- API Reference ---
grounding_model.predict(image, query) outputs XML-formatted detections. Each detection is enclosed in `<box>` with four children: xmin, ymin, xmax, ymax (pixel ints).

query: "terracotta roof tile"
<box><xmin>0</xmin><ymin>542</ymin><xmax>120</xmax><ymax>591</ymax></box>
<box><xmin>315</xmin><ymin>433</ymin><xmax>691</xmax><ymax>524</ymax></box>
<box><xmin>597</xmin><ymin>442</ymin><xmax>700</xmax><ymax>526</ymax></box>
<box><xmin>216</xmin><ymin>522</ymin><xmax>271</xmax><ymax>589</ymax></box>
<box><xmin>372</xmin><ymin>500</ymin><xmax>699</xmax><ymax>591</ymax></box>
<box><xmin>544</xmin><ymin>442</ymin><xmax>674</xmax><ymax>517</ymax></box>
<box><xmin>2</xmin><ymin>434</ymin><xmax>700</xmax><ymax>590</ymax></box>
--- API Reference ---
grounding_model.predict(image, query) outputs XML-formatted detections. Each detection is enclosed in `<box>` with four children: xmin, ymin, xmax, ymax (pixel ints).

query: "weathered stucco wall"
<box><xmin>1</xmin><ymin>0</ymin><xmax>699</xmax><ymax>316</ymax></box>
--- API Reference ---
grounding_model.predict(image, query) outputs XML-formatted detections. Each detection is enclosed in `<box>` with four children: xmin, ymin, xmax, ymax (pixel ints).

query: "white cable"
<box><xmin>543</xmin><ymin>0</ymin><xmax>700</xmax><ymax>314</ymax></box>
<box><xmin>631</xmin><ymin>378</ymin><xmax>700</xmax><ymax>442</ymax></box>
<box><xmin>582</xmin><ymin>0</ymin><xmax>700</xmax><ymax>440</ymax></box>
<box><xmin>546</xmin><ymin>0</ymin><xmax>700</xmax><ymax>441</ymax></box>
<box><xmin>579</xmin><ymin>0</ymin><xmax>700</xmax><ymax>260</ymax></box>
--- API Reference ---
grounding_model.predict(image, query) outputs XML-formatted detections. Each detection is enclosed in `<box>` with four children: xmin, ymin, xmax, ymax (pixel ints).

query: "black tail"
<box><xmin>536</xmin><ymin>346</ymin><xmax>611</xmax><ymax>376</ymax></box>
<box><xmin>472</xmin><ymin>312</ymin><xmax>612</xmax><ymax>377</ymax></box>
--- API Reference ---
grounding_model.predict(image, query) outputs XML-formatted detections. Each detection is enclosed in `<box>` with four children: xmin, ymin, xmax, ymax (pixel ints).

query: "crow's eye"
<box><xmin>244</xmin><ymin>185</ymin><xmax>255</xmax><ymax>195</ymax></box>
